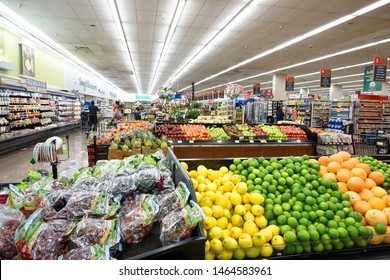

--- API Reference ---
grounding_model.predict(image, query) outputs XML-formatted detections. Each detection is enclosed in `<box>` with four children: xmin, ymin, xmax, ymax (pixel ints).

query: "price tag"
<box><xmin>260</xmin><ymin>140</ymin><xmax>267</xmax><ymax>144</ymax></box>
<box><xmin>189</xmin><ymin>140</ymin><xmax>194</xmax><ymax>143</ymax></box>
<box><xmin>235</xmin><ymin>140</ymin><xmax>240</xmax><ymax>144</ymax></box>
<box><xmin>217</xmin><ymin>140</ymin><xmax>222</xmax><ymax>143</ymax></box>
<box><xmin>249</xmin><ymin>140</ymin><xmax>254</xmax><ymax>143</ymax></box>
<box><xmin>168</xmin><ymin>140</ymin><xmax>173</xmax><ymax>144</ymax></box>
<box><xmin>297</xmin><ymin>140</ymin><xmax>301</xmax><ymax>143</ymax></box>
<box><xmin>177</xmin><ymin>140</ymin><xmax>182</xmax><ymax>144</ymax></box>
<box><xmin>277</xmin><ymin>140</ymin><xmax>282</xmax><ymax>143</ymax></box>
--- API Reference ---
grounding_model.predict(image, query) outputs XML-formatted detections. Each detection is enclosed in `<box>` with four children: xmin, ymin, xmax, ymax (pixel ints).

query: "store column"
<box><xmin>330</xmin><ymin>85</ymin><xmax>342</xmax><ymax>100</ymax></box>
<box><xmin>272</xmin><ymin>73</ymin><xmax>286</xmax><ymax>100</ymax></box>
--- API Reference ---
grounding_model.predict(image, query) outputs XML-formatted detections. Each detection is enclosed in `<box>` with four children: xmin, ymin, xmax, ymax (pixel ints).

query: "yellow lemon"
<box><xmin>223</xmin><ymin>209</ymin><xmax>231</xmax><ymax>220</ymax></box>
<box><xmin>204</xmin><ymin>190</ymin><xmax>217</xmax><ymax>202</ymax></box>
<box><xmin>243</xmin><ymin>221</ymin><xmax>259</xmax><ymax>237</ymax></box>
<box><xmin>259</xmin><ymin>243</ymin><xmax>273</xmax><ymax>258</ymax></box>
<box><xmin>222</xmin><ymin>228</ymin><xmax>231</xmax><ymax>239</ymax></box>
<box><xmin>213</xmin><ymin>179</ymin><xmax>221</xmax><ymax>188</ymax></box>
<box><xmin>249</xmin><ymin>192</ymin><xmax>265</xmax><ymax>205</ymax></box>
<box><xmin>211</xmin><ymin>205</ymin><xmax>224</xmax><ymax>218</ymax></box>
<box><xmin>233</xmin><ymin>248</ymin><xmax>246</xmax><ymax>260</ymax></box>
<box><xmin>244</xmin><ymin>211</ymin><xmax>255</xmax><ymax>222</ymax></box>
<box><xmin>210</xmin><ymin>238</ymin><xmax>223</xmax><ymax>251</ymax></box>
<box><xmin>198</xmin><ymin>183</ymin><xmax>207</xmax><ymax>192</ymax></box>
<box><xmin>180</xmin><ymin>161</ymin><xmax>188</xmax><ymax>171</ymax></box>
<box><xmin>205</xmin><ymin>178</ymin><xmax>212</xmax><ymax>185</ymax></box>
<box><xmin>191</xmin><ymin>178</ymin><xmax>198</xmax><ymax>191</ymax></box>
<box><xmin>255</xmin><ymin>215</ymin><xmax>268</xmax><ymax>229</ymax></box>
<box><xmin>252</xmin><ymin>231</ymin><xmax>267</xmax><ymax>247</ymax></box>
<box><xmin>231</xmin><ymin>214</ymin><xmax>244</xmax><ymax>227</ymax></box>
<box><xmin>259</xmin><ymin>228</ymin><xmax>273</xmax><ymax>242</ymax></box>
<box><xmin>230</xmin><ymin>226</ymin><xmax>243</xmax><ymax>240</ymax></box>
<box><xmin>205</xmin><ymin>251</ymin><xmax>215</xmax><ymax>260</ymax></box>
<box><xmin>200</xmin><ymin>197</ymin><xmax>213</xmax><ymax>208</ymax></box>
<box><xmin>236</xmin><ymin>182</ymin><xmax>248</xmax><ymax>194</ymax></box>
<box><xmin>234</xmin><ymin>204</ymin><xmax>246</xmax><ymax>216</ymax></box>
<box><xmin>206</xmin><ymin>183</ymin><xmax>217</xmax><ymax>192</ymax></box>
<box><xmin>244</xmin><ymin>203</ymin><xmax>252</xmax><ymax>212</ymax></box>
<box><xmin>196</xmin><ymin>175</ymin><xmax>206</xmax><ymax>184</ymax></box>
<box><xmin>217</xmin><ymin>250</ymin><xmax>233</xmax><ymax>260</ymax></box>
<box><xmin>188</xmin><ymin>170</ymin><xmax>198</xmax><ymax>178</ymax></box>
<box><xmin>227</xmin><ymin>223</ymin><xmax>233</xmax><ymax>230</ymax></box>
<box><xmin>230</xmin><ymin>192</ymin><xmax>242</xmax><ymax>206</ymax></box>
<box><xmin>242</xmin><ymin>193</ymin><xmax>250</xmax><ymax>204</ymax></box>
<box><xmin>251</xmin><ymin>205</ymin><xmax>264</xmax><ymax>216</ymax></box>
<box><xmin>238</xmin><ymin>233</ymin><xmax>253</xmax><ymax>248</ymax></box>
<box><xmin>208</xmin><ymin>226</ymin><xmax>223</xmax><ymax>240</ymax></box>
<box><xmin>195</xmin><ymin>191</ymin><xmax>202</xmax><ymax>203</ymax></box>
<box><xmin>266</xmin><ymin>225</ymin><xmax>280</xmax><ymax>236</ymax></box>
<box><xmin>219</xmin><ymin>166</ymin><xmax>229</xmax><ymax>174</ymax></box>
<box><xmin>215</xmin><ymin>195</ymin><xmax>228</xmax><ymax>208</ymax></box>
<box><xmin>223</xmin><ymin>237</ymin><xmax>238</xmax><ymax>250</ymax></box>
<box><xmin>225</xmin><ymin>200</ymin><xmax>233</xmax><ymax>210</ymax></box>
<box><xmin>197</xmin><ymin>165</ymin><xmax>208</xmax><ymax>177</ymax></box>
<box><xmin>203</xmin><ymin>228</ymin><xmax>207</xmax><ymax>237</ymax></box>
<box><xmin>202</xmin><ymin>216</ymin><xmax>216</xmax><ymax>230</ymax></box>
<box><xmin>205</xmin><ymin>240</ymin><xmax>210</xmax><ymax>251</ymax></box>
<box><xmin>224</xmin><ymin>191</ymin><xmax>232</xmax><ymax>200</ymax></box>
<box><xmin>216</xmin><ymin>217</ymin><xmax>229</xmax><ymax>229</ymax></box>
<box><xmin>231</xmin><ymin>174</ymin><xmax>241</xmax><ymax>185</ymax></box>
<box><xmin>201</xmin><ymin>206</ymin><xmax>213</xmax><ymax>217</ymax></box>
<box><xmin>223</xmin><ymin>181</ymin><xmax>235</xmax><ymax>192</ymax></box>
<box><xmin>245</xmin><ymin>247</ymin><xmax>260</xmax><ymax>259</ymax></box>
<box><xmin>271</xmin><ymin>235</ymin><xmax>286</xmax><ymax>251</ymax></box>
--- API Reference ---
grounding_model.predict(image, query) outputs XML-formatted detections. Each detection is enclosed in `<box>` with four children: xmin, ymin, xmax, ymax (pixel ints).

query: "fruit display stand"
<box><xmin>182</xmin><ymin>156</ymin><xmax>390</xmax><ymax>260</ymax></box>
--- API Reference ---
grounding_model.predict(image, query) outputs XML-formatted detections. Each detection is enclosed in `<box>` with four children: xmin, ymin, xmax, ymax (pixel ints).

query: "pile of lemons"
<box><xmin>183</xmin><ymin>162</ymin><xmax>285</xmax><ymax>260</ymax></box>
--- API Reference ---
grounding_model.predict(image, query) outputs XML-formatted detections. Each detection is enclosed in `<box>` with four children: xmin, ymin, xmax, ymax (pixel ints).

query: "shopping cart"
<box><xmin>352</xmin><ymin>134</ymin><xmax>389</xmax><ymax>155</ymax></box>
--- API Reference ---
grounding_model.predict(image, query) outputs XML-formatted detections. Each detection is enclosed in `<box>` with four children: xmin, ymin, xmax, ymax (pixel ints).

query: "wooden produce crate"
<box><xmin>108</xmin><ymin>148</ymin><xmax>141</xmax><ymax>160</ymax></box>
<box><xmin>141</xmin><ymin>146</ymin><xmax>172</xmax><ymax>155</ymax></box>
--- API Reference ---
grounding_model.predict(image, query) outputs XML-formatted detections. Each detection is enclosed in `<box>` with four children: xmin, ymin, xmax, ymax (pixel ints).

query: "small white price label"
<box><xmin>189</xmin><ymin>140</ymin><xmax>194</xmax><ymax>143</ymax></box>
<box><xmin>235</xmin><ymin>140</ymin><xmax>240</xmax><ymax>144</ymax></box>
<box><xmin>217</xmin><ymin>140</ymin><xmax>222</xmax><ymax>143</ymax></box>
<box><xmin>250</xmin><ymin>140</ymin><xmax>254</xmax><ymax>143</ymax></box>
<box><xmin>260</xmin><ymin>140</ymin><xmax>267</xmax><ymax>144</ymax></box>
<box><xmin>177</xmin><ymin>140</ymin><xmax>183</xmax><ymax>144</ymax></box>
<box><xmin>277</xmin><ymin>140</ymin><xmax>282</xmax><ymax>143</ymax></box>
<box><xmin>168</xmin><ymin>140</ymin><xmax>173</xmax><ymax>144</ymax></box>
<box><xmin>297</xmin><ymin>140</ymin><xmax>301</xmax><ymax>143</ymax></box>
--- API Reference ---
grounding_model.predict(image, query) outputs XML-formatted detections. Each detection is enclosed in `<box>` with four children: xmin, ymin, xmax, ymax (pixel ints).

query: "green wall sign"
<box><xmin>363</xmin><ymin>65</ymin><xmax>382</xmax><ymax>92</ymax></box>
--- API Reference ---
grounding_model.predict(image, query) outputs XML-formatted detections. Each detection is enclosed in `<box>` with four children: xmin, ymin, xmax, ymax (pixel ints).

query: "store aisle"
<box><xmin>0</xmin><ymin>129</ymin><xmax>88</xmax><ymax>183</ymax></box>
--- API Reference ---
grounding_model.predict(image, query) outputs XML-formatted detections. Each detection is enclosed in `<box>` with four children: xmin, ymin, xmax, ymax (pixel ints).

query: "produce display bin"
<box><xmin>182</xmin><ymin>157</ymin><xmax>390</xmax><ymax>260</ymax></box>
<box><xmin>352</xmin><ymin>134</ymin><xmax>389</xmax><ymax>155</ymax></box>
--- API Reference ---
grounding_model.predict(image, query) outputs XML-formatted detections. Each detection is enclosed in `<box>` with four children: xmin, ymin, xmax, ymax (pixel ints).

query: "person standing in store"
<box><xmin>276</xmin><ymin>107</ymin><xmax>285</xmax><ymax>123</ymax></box>
<box><xmin>88</xmin><ymin>100</ymin><xmax>100</xmax><ymax>131</ymax></box>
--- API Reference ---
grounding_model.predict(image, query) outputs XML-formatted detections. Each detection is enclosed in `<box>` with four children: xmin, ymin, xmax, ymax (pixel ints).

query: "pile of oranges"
<box><xmin>314</xmin><ymin>151</ymin><xmax>390</xmax><ymax>244</ymax></box>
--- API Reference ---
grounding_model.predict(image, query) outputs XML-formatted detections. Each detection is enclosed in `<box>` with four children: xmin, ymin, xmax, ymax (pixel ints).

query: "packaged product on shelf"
<box><xmin>159</xmin><ymin>201</ymin><xmax>204</xmax><ymax>246</ymax></box>
<box><xmin>58</xmin><ymin>244</ymin><xmax>109</xmax><ymax>260</ymax></box>
<box><xmin>119</xmin><ymin>194</ymin><xmax>159</xmax><ymax>244</ymax></box>
<box><xmin>0</xmin><ymin>205</ymin><xmax>25</xmax><ymax>260</ymax></box>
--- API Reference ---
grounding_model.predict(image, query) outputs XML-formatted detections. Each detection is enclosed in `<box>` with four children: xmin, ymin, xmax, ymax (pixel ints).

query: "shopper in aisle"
<box><xmin>135</xmin><ymin>104</ymin><xmax>144</xmax><ymax>120</ymax></box>
<box><xmin>88</xmin><ymin>100</ymin><xmax>100</xmax><ymax>131</ymax></box>
<box><xmin>276</xmin><ymin>107</ymin><xmax>285</xmax><ymax>123</ymax></box>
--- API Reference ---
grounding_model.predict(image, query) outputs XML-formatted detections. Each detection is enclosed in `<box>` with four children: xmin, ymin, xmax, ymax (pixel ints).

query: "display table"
<box><xmin>172</xmin><ymin>139</ymin><xmax>315</xmax><ymax>159</ymax></box>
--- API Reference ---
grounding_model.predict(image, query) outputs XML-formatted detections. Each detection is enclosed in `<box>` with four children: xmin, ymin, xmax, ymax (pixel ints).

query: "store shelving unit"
<box><xmin>311</xmin><ymin>100</ymin><xmax>331</xmax><ymax>128</ymax></box>
<box><xmin>285</xmin><ymin>99</ymin><xmax>311</xmax><ymax>126</ymax></box>
<box><xmin>0</xmin><ymin>90</ymin><xmax>10</xmax><ymax>136</ymax></box>
<box><xmin>355</xmin><ymin>99</ymin><xmax>390</xmax><ymax>134</ymax></box>
<box><xmin>215</xmin><ymin>99</ymin><xmax>234</xmax><ymax>123</ymax></box>
<box><xmin>330</xmin><ymin>100</ymin><xmax>353</xmax><ymax>121</ymax></box>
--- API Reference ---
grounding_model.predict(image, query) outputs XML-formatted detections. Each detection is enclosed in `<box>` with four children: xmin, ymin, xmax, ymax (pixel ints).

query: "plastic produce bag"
<box><xmin>58</xmin><ymin>244</ymin><xmax>109</xmax><ymax>260</ymax></box>
<box><xmin>70</xmin><ymin>218</ymin><xmax>119</xmax><ymax>248</ymax></box>
<box><xmin>120</xmin><ymin>194</ymin><xmax>159</xmax><ymax>244</ymax></box>
<box><xmin>7</xmin><ymin>185</ymin><xmax>40</xmax><ymax>216</ymax></box>
<box><xmin>160</xmin><ymin>201</ymin><xmax>205</xmax><ymax>246</ymax></box>
<box><xmin>0</xmin><ymin>205</ymin><xmax>25</xmax><ymax>260</ymax></box>
<box><xmin>71</xmin><ymin>177</ymin><xmax>98</xmax><ymax>192</ymax></box>
<box><xmin>128</xmin><ymin>163</ymin><xmax>162</xmax><ymax>193</ymax></box>
<box><xmin>15</xmin><ymin>209</ymin><xmax>61</xmax><ymax>260</ymax></box>
<box><xmin>155</xmin><ymin>182</ymin><xmax>190</xmax><ymax>221</ymax></box>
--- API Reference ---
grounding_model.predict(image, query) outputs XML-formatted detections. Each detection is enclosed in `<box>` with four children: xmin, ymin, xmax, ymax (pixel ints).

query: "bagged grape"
<box><xmin>155</xmin><ymin>182</ymin><xmax>190</xmax><ymax>221</ymax></box>
<box><xmin>120</xmin><ymin>194</ymin><xmax>159</xmax><ymax>244</ymax></box>
<box><xmin>0</xmin><ymin>205</ymin><xmax>25</xmax><ymax>260</ymax></box>
<box><xmin>160</xmin><ymin>201</ymin><xmax>204</xmax><ymax>246</ymax></box>
<box><xmin>58</xmin><ymin>244</ymin><xmax>109</xmax><ymax>260</ymax></box>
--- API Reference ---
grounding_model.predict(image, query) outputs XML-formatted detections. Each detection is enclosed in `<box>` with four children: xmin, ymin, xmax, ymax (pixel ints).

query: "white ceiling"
<box><xmin>1</xmin><ymin>0</ymin><xmax>390</xmax><ymax>96</ymax></box>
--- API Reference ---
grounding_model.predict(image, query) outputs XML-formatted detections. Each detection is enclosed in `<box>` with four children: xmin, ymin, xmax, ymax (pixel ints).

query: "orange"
<box><xmin>364</xmin><ymin>178</ymin><xmax>377</xmax><ymax>190</ymax></box>
<box><xmin>337</xmin><ymin>182</ymin><xmax>348</xmax><ymax>193</ymax></box>
<box><xmin>361</xmin><ymin>216</ymin><xmax>367</xmax><ymax>225</ymax></box>
<box><xmin>329</xmin><ymin>154</ymin><xmax>344</xmax><ymax>164</ymax></box>
<box><xmin>383</xmin><ymin>207</ymin><xmax>390</xmax><ymax>225</ymax></box>
<box><xmin>384</xmin><ymin>195</ymin><xmax>390</xmax><ymax>207</ymax></box>
<box><xmin>345</xmin><ymin>190</ymin><xmax>361</xmax><ymax>205</ymax></box>
<box><xmin>353</xmin><ymin>200</ymin><xmax>372</xmax><ymax>215</ymax></box>
<box><xmin>359</xmin><ymin>189</ymin><xmax>374</xmax><ymax>202</ymax></box>
<box><xmin>347</xmin><ymin>158</ymin><xmax>360</xmax><ymax>166</ymax></box>
<box><xmin>346</xmin><ymin>176</ymin><xmax>365</xmax><ymax>193</ymax></box>
<box><xmin>351</xmin><ymin>168</ymin><xmax>367</xmax><ymax>180</ymax></box>
<box><xmin>323</xmin><ymin>172</ymin><xmax>337</xmax><ymax>182</ymax></box>
<box><xmin>371</xmin><ymin>186</ymin><xmax>388</xmax><ymax>198</ymax></box>
<box><xmin>336</xmin><ymin>169</ymin><xmax>353</xmax><ymax>183</ymax></box>
<box><xmin>383</xmin><ymin>226</ymin><xmax>390</xmax><ymax>243</ymax></box>
<box><xmin>319</xmin><ymin>166</ymin><xmax>328</xmax><ymax>176</ymax></box>
<box><xmin>368</xmin><ymin>197</ymin><xmax>386</xmax><ymax>211</ymax></box>
<box><xmin>341</xmin><ymin>161</ymin><xmax>354</xmax><ymax>171</ymax></box>
<box><xmin>327</xmin><ymin>162</ymin><xmax>341</xmax><ymax>174</ymax></box>
<box><xmin>355</xmin><ymin>163</ymin><xmax>371</xmax><ymax>174</ymax></box>
<box><xmin>366</xmin><ymin>225</ymin><xmax>384</xmax><ymax>245</ymax></box>
<box><xmin>365</xmin><ymin>209</ymin><xmax>388</xmax><ymax>226</ymax></box>
<box><xmin>368</xmin><ymin>171</ymin><xmax>385</xmax><ymax>185</ymax></box>
<box><xmin>337</xmin><ymin>151</ymin><xmax>351</xmax><ymax>161</ymax></box>
<box><xmin>318</xmin><ymin>156</ymin><xmax>331</xmax><ymax>167</ymax></box>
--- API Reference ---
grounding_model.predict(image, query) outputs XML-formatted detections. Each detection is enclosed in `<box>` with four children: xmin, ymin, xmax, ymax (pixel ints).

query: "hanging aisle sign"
<box><xmin>253</xmin><ymin>83</ymin><xmax>260</xmax><ymax>95</ymax></box>
<box><xmin>25</xmin><ymin>78</ymin><xmax>47</xmax><ymax>93</ymax></box>
<box><xmin>373</xmin><ymin>57</ymin><xmax>387</xmax><ymax>82</ymax></box>
<box><xmin>320</xmin><ymin>69</ymin><xmax>331</xmax><ymax>87</ymax></box>
<box><xmin>363</xmin><ymin>65</ymin><xmax>382</xmax><ymax>92</ymax></box>
<box><xmin>285</xmin><ymin>76</ymin><xmax>294</xmax><ymax>91</ymax></box>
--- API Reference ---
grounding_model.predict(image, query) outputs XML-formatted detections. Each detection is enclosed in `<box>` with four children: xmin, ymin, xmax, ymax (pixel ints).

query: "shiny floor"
<box><xmin>0</xmin><ymin>129</ymin><xmax>88</xmax><ymax>183</ymax></box>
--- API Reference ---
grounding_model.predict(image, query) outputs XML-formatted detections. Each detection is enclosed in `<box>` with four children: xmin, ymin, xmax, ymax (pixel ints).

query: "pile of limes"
<box><xmin>184</xmin><ymin>155</ymin><xmax>375</xmax><ymax>259</ymax></box>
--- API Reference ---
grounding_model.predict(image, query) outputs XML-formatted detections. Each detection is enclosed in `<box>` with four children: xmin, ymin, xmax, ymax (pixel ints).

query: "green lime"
<box><xmin>242</xmin><ymin>160</ymin><xmax>249</xmax><ymax>167</ymax></box>
<box><xmin>257</xmin><ymin>157</ymin><xmax>265</xmax><ymax>164</ymax></box>
<box><xmin>258</xmin><ymin>172</ymin><xmax>266</xmax><ymax>179</ymax></box>
<box><xmin>278</xmin><ymin>177</ymin><xmax>287</xmax><ymax>186</ymax></box>
<box><xmin>283</xmin><ymin>231</ymin><xmax>297</xmax><ymax>243</ymax></box>
<box><xmin>347</xmin><ymin>225</ymin><xmax>359</xmax><ymax>237</ymax></box>
<box><xmin>268</xmin><ymin>219</ymin><xmax>278</xmax><ymax>225</ymax></box>
<box><xmin>303</xmin><ymin>205</ymin><xmax>312</xmax><ymax>212</ymax></box>
<box><xmin>327</xmin><ymin>220</ymin><xmax>338</xmax><ymax>229</ymax></box>
<box><xmin>308</xmin><ymin>211</ymin><xmax>317</xmax><ymax>221</ymax></box>
<box><xmin>265</xmin><ymin>198</ymin><xmax>274</xmax><ymax>206</ymax></box>
<box><xmin>328</xmin><ymin>202</ymin><xmax>338</xmax><ymax>213</ymax></box>
<box><xmin>318</xmin><ymin>202</ymin><xmax>328</xmax><ymax>211</ymax></box>
<box><xmin>324</xmin><ymin>210</ymin><xmax>334</xmax><ymax>220</ymax></box>
<box><xmin>345</xmin><ymin>217</ymin><xmax>355</xmax><ymax>226</ymax></box>
<box><xmin>337</xmin><ymin>227</ymin><xmax>349</xmax><ymax>238</ymax></box>
<box><xmin>273</xmin><ymin>204</ymin><xmax>283</xmax><ymax>216</ymax></box>
<box><xmin>237</xmin><ymin>164</ymin><xmax>244</xmax><ymax>171</ymax></box>
<box><xmin>343</xmin><ymin>238</ymin><xmax>354</xmax><ymax>249</ymax></box>
<box><xmin>265</xmin><ymin>209</ymin><xmax>275</xmax><ymax>220</ymax></box>
<box><xmin>295</xmin><ymin>244</ymin><xmax>304</xmax><ymax>254</ymax></box>
<box><xmin>303</xmin><ymin>243</ymin><xmax>312</xmax><ymax>253</ymax></box>
<box><xmin>316</xmin><ymin>223</ymin><xmax>327</xmax><ymax>235</ymax></box>
<box><xmin>336</xmin><ymin>202</ymin><xmax>344</xmax><ymax>210</ymax></box>
<box><xmin>308</xmin><ymin>229</ymin><xmax>320</xmax><ymax>241</ymax></box>
<box><xmin>247</xmin><ymin>173</ymin><xmax>256</xmax><ymax>181</ymax></box>
<box><xmin>299</xmin><ymin>177</ymin><xmax>307</xmax><ymax>185</ymax></box>
<box><xmin>266</xmin><ymin>165</ymin><xmax>274</xmax><ymax>173</ymax></box>
<box><xmin>296</xmin><ymin>193</ymin><xmax>305</xmax><ymax>202</ymax></box>
<box><xmin>301</xmin><ymin>211</ymin><xmax>310</xmax><ymax>220</ymax></box>
<box><xmin>310</xmin><ymin>190</ymin><xmax>319</xmax><ymax>198</ymax></box>
<box><xmin>335</xmin><ymin>210</ymin><xmax>346</xmax><ymax>219</ymax></box>
<box><xmin>254</xmin><ymin>178</ymin><xmax>262</xmax><ymax>185</ymax></box>
<box><xmin>338</xmin><ymin>222</ymin><xmax>347</xmax><ymax>229</ymax></box>
<box><xmin>341</xmin><ymin>200</ymin><xmax>351</xmax><ymax>208</ymax></box>
<box><xmin>283</xmin><ymin>211</ymin><xmax>292</xmax><ymax>218</ymax></box>
<box><xmin>299</xmin><ymin>217</ymin><xmax>310</xmax><ymax>227</ymax></box>
<box><xmin>268</xmin><ymin>185</ymin><xmax>277</xmax><ymax>194</ymax></box>
<box><xmin>247</xmin><ymin>166</ymin><xmax>255</xmax><ymax>173</ymax></box>
<box><xmin>233</xmin><ymin>170</ymin><xmax>241</xmax><ymax>175</ymax></box>
<box><xmin>287</xmin><ymin>217</ymin><xmax>298</xmax><ymax>228</ymax></box>
<box><xmin>358</xmin><ymin>225</ymin><xmax>371</xmax><ymax>237</ymax></box>
<box><xmin>262</xmin><ymin>160</ymin><xmax>271</xmax><ymax>167</ymax></box>
<box><xmin>349</xmin><ymin>211</ymin><xmax>362</xmax><ymax>223</ymax></box>
<box><xmin>333</xmin><ymin>240</ymin><xmax>344</xmax><ymax>250</ymax></box>
<box><xmin>312</xmin><ymin>242</ymin><xmax>324</xmax><ymax>252</ymax></box>
<box><xmin>318</xmin><ymin>216</ymin><xmax>328</xmax><ymax>225</ymax></box>
<box><xmin>292</xmin><ymin>211</ymin><xmax>302</xmax><ymax>220</ymax></box>
<box><xmin>317</xmin><ymin>186</ymin><xmax>327</xmax><ymax>194</ymax></box>
<box><xmin>297</xmin><ymin>230</ymin><xmax>310</xmax><ymax>242</ymax></box>
<box><xmin>374</xmin><ymin>223</ymin><xmax>387</xmax><ymax>234</ymax></box>
<box><xmin>340</xmin><ymin>193</ymin><xmax>350</xmax><ymax>201</ymax></box>
<box><xmin>285</xmin><ymin>244</ymin><xmax>296</xmax><ymax>255</ymax></box>
<box><xmin>277</xmin><ymin>214</ymin><xmax>288</xmax><ymax>225</ymax></box>
<box><xmin>321</xmin><ymin>233</ymin><xmax>332</xmax><ymax>245</ymax></box>
<box><xmin>229</xmin><ymin>164</ymin><xmax>237</xmax><ymax>171</ymax></box>
<box><xmin>280</xmin><ymin>224</ymin><xmax>292</xmax><ymax>235</ymax></box>
<box><xmin>328</xmin><ymin>228</ymin><xmax>339</xmax><ymax>239</ymax></box>
<box><xmin>233</xmin><ymin>158</ymin><xmax>242</xmax><ymax>165</ymax></box>
<box><xmin>316</xmin><ymin>209</ymin><xmax>325</xmax><ymax>217</ymax></box>
<box><xmin>305</xmin><ymin>196</ymin><xmax>316</xmax><ymax>206</ymax></box>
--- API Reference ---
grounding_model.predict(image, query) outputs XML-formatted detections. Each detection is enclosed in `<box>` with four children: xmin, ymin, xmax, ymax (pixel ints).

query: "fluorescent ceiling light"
<box><xmin>148</xmin><ymin>0</ymin><xmax>186</xmax><ymax>94</ymax></box>
<box><xmin>108</xmin><ymin>0</ymin><xmax>141</xmax><ymax>94</ymax></box>
<box><xmin>181</xmin><ymin>0</ymin><xmax>390</xmax><ymax>91</ymax></box>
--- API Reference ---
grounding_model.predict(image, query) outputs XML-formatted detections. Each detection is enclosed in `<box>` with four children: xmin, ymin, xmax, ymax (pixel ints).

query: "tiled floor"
<box><xmin>0</xmin><ymin>129</ymin><xmax>88</xmax><ymax>183</ymax></box>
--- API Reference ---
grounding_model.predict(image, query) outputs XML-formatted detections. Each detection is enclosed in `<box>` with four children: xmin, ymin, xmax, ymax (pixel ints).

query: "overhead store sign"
<box><xmin>363</xmin><ymin>65</ymin><xmax>382</xmax><ymax>92</ymax></box>
<box><xmin>253</xmin><ymin>83</ymin><xmax>260</xmax><ymax>95</ymax></box>
<box><xmin>136</xmin><ymin>94</ymin><xmax>152</xmax><ymax>101</ymax></box>
<box><xmin>373</xmin><ymin>57</ymin><xmax>387</xmax><ymax>82</ymax></box>
<box><xmin>25</xmin><ymin>78</ymin><xmax>47</xmax><ymax>93</ymax></box>
<box><xmin>285</xmin><ymin>76</ymin><xmax>294</xmax><ymax>91</ymax></box>
<box><xmin>64</xmin><ymin>65</ymin><xmax>117</xmax><ymax>100</ymax></box>
<box><xmin>320</xmin><ymin>69</ymin><xmax>331</xmax><ymax>87</ymax></box>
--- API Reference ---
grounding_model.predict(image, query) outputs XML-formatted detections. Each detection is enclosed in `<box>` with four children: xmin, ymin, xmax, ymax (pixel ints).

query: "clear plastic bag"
<box><xmin>120</xmin><ymin>194</ymin><xmax>159</xmax><ymax>244</ymax></box>
<box><xmin>155</xmin><ymin>182</ymin><xmax>190</xmax><ymax>221</ymax></box>
<box><xmin>0</xmin><ymin>205</ymin><xmax>25</xmax><ymax>260</ymax></box>
<box><xmin>160</xmin><ymin>201</ymin><xmax>204</xmax><ymax>246</ymax></box>
<box><xmin>59</xmin><ymin>244</ymin><xmax>109</xmax><ymax>260</ymax></box>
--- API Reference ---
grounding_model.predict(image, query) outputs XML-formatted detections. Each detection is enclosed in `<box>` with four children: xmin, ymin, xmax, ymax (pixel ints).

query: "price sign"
<box><xmin>217</xmin><ymin>140</ymin><xmax>222</xmax><ymax>143</ymax></box>
<box><xmin>189</xmin><ymin>140</ymin><xmax>194</xmax><ymax>143</ymax></box>
<box><xmin>235</xmin><ymin>140</ymin><xmax>240</xmax><ymax>143</ymax></box>
<box><xmin>285</xmin><ymin>76</ymin><xmax>294</xmax><ymax>91</ymax></box>
<box><xmin>177</xmin><ymin>140</ymin><xmax>182</xmax><ymax>144</ymax></box>
<box><xmin>320</xmin><ymin>69</ymin><xmax>332</xmax><ymax>87</ymax></box>
<box><xmin>253</xmin><ymin>83</ymin><xmax>261</xmax><ymax>95</ymax></box>
<box><xmin>296</xmin><ymin>140</ymin><xmax>301</xmax><ymax>143</ymax></box>
<box><xmin>168</xmin><ymin>140</ymin><xmax>173</xmax><ymax>144</ymax></box>
<box><xmin>373</xmin><ymin>57</ymin><xmax>387</xmax><ymax>82</ymax></box>
<box><xmin>277</xmin><ymin>140</ymin><xmax>282</xmax><ymax>143</ymax></box>
<box><xmin>260</xmin><ymin>140</ymin><xmax>267</xmax><ymax>143</ymax></box>
<box><xmin>250</xmin><ymin>140</ymin><xmax>254</xmax><ymax>143</ymax></box>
